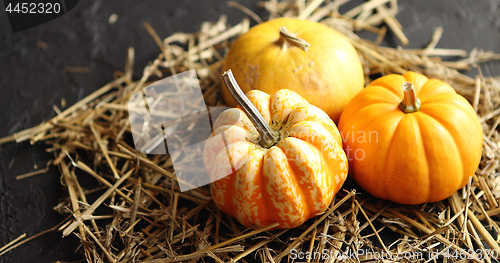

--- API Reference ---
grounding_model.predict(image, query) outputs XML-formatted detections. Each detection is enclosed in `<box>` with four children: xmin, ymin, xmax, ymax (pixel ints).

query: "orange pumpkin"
<box><xmin>338</xmin><ymin>72</ymin><xmax>483</xmax><ymax>204</ymax></box>
<box><xmin>203</xmin><ymin>70</ymin><xmax>348</xmax><ymax>228</ymax></box>
<box><xmin>222</xmin><ymin>17</ymin><xmax>365</xmax><ymax>123</ymax></box>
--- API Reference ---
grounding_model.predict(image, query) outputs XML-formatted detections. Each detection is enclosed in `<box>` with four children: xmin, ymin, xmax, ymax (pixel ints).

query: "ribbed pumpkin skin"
<box><xmin>203</xmin><ymin>89</ymin><xmax>348</xmax><ymax>229</ymax></box>
<box><xmin>222</xmin><ymin>17</ymin><xmax>365</xmax><ymax>123</ymax></box>
<box><xmin>338</xmin><ymin>72</ymin><xmax>483</xmax><ymax>205</ymax></box>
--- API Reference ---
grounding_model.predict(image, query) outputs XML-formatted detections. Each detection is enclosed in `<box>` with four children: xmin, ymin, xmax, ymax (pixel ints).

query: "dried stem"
<box><xmin>399</xmin><ymin>81</ymin><xmax>421</xmax><ymax>113</ymax></box>
<box><xmin>279</xmin><ymin>27</ymin><xmax>310</xmax><ymax>51</ymax></box>
<box><xmin>222</xmin><ymin>69</ymin><xmax>279</xmax><ymax>148</ymax></box>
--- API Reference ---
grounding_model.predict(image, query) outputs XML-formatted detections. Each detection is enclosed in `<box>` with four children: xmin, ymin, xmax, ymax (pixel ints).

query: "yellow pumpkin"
<box><xmin>338</xmin><ymin>72</ymin><xmax>483</xmax><ymax>204</ymax></box>
<box><xmin>222</xmin><ymin>17</ymin><xmax>365</xmax><ymax>123</ymax></box>
<box><xmin>203</xmin><ymin>70</ymin><xmax>348</xmax><ymax>229</ymax></box>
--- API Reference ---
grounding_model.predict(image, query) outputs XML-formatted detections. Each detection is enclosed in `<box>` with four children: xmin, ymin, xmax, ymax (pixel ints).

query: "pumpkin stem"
<box><xmin>222</xmin><ymin>70</ymin><xmax>280</xmax><ymax>148</ymax></box>
<box><xmin>279</xmin><ymin>27</ymin><xmax>310</xmax><ymax>52</ymax></box>
<box><xmin>399</xmin><ymin>81</ymin><xmax>421</xmax><ymax>113</ymax></box>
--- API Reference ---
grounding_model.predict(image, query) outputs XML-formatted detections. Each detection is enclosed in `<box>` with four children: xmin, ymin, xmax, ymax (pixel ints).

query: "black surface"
<box><xmin>0</xmin><ymin>0</ymin><xmax>499</xmax><ymax>262</ymax></box>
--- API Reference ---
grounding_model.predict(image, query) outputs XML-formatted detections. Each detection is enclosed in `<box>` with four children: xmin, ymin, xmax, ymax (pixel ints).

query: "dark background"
<box><xmin>0</xmin><ymin>0</ymin><xmax>499</xmax><ymax>262</ymax></box>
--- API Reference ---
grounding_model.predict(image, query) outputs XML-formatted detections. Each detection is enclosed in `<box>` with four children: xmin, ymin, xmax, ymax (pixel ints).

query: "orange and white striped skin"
<box><xmin>203</xmin><ymin>89</ymin><xmax>348</xmax><ymax>229</ymax></box>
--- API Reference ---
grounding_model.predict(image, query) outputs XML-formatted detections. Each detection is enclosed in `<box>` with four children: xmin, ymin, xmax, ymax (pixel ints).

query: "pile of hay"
<box><xmin>1</xmin><ymin>0</ymin><xmax>499</xmax><ymax>262</ymax></box>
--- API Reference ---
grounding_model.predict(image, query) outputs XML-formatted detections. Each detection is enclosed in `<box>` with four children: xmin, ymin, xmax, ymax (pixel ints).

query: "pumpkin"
<box><xmin>338</xmin><ymin>71</ymin><xmax>483</xmax><ymax>205</ymax></box>
<box><xmin>222</xmin><ymin>17</ymin><xmax>365</xmax><ymax>123</ymax></box>
<box><xmin>203</xmin><ymin>70</ymin><xmax>348</xmax><ymax>229</ymax></box>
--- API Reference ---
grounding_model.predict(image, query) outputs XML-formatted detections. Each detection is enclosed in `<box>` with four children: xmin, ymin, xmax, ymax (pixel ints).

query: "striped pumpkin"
<box><xmin>203</xmin><ymin>88</ymin><xmax>348</xmax><ymax>229</ymax></box>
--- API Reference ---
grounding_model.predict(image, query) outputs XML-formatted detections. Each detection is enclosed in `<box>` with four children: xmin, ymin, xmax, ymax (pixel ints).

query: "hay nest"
<box><xmin>1</xmin><ymin>0</ymin><xmax>500</xmax><ymax>262</ymax></box>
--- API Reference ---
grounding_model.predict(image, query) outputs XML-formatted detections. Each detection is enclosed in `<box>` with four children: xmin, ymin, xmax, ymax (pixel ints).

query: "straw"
<box><xmin>0</xmin><ymin>1</ymin><xmax>499</xmax><ymax>262</ymax></box>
